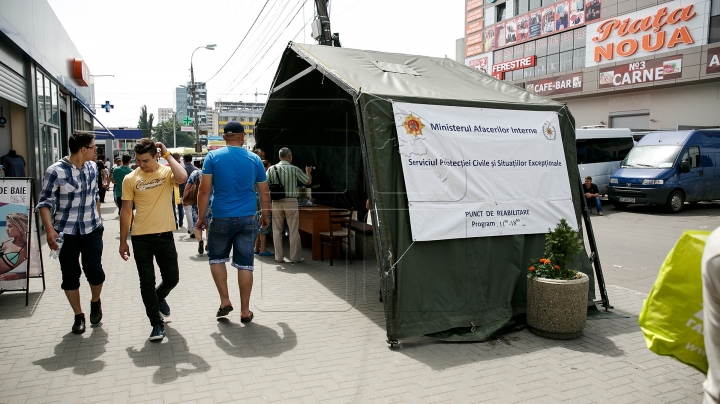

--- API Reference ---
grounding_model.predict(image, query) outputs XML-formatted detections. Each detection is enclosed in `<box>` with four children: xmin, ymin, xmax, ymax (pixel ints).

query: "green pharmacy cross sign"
<box><xmin>182</xmin><ymin>116</ymin><xmax>193</xmax><ymax>126</ymax></box>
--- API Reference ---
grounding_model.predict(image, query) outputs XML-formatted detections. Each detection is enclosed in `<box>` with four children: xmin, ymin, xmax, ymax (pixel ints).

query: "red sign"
<box><xmin>73</xmin><ymin>58</ymin><xmax>89</xmax><ymax>87</ymax></box>
<box><xmin>526</xmin><ymin>73</ymin><xmax>583</xmax><ymax>96</ymax></box>
<box><xmin>491</xmin><ymin>56</ymin><xmax>537</xmax><ymax>75</ymax></box>
<box><xmin>707</xmin><ymin>47</ymin><xmax>720</xmax><ymax>75</ymax></box>
<box><xmin>599</xmin><ymin>56</ymin><xmax>682</xmax><ymax>88</ymax></box>
<box><xmin>468</xmin><ymin>56</ymin><xmax>489</xmax><ymax>74</ymax></box>
<box><xmin>466</xmin><ymin>0</ymin><xmax>483</xmax><ymax>11</ymax></box>
<box><xmin>466</xmin><ymin>7</ymin><xmax>483</xmax><ymax>23</ymax></box>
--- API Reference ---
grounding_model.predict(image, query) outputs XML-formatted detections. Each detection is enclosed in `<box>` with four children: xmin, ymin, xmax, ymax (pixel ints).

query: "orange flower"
<box><xmin>554</xmin><ymin>265</ymin><xmax>560</xmax><ymax>270</ymax></box>
<box><xmin>529</xmin><ymin>266</ymin><xmax>535</xmax><ymax>271</ymax></box>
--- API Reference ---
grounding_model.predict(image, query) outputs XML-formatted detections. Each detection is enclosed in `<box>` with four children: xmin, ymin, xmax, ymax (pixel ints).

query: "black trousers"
<box><xmin>131</xmin><ymin>232</ymin><xmax>179</xmax><ymax>326</ymax></box>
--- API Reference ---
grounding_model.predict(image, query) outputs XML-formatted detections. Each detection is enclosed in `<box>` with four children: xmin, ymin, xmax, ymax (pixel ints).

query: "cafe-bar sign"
<box><xmin>526</xmin><ymin>73</ymin><xmax>583</xmax><ymax>96</ymax></box>
<box><xmin>586</xmin><ymin>0</ymin><xmax>706</xmax><ymax>66</ymax></box>
<box><xmin>491</xmin><ymin>56</ymin><xmax>536</xmax><ymax>79</ymax></box>
<box><xmin>599</xmin><ymin>56</ymin><xmax>682</xmax><ymax>88</ymax></box>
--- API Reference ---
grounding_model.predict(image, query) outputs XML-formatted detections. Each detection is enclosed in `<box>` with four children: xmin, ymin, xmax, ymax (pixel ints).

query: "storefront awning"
<box><xmin>80</xmin><ymin>103</ymin><xmax>114</xmax><ymax>139</ymax></box>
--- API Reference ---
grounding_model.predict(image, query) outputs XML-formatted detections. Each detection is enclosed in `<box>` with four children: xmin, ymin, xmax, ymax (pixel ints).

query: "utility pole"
<box><xmin>254</xmin><ymin>89</ymin><xmax>268</xmax><ymax>103</ymax></box>
<box><xmin>314</xmin><ymin>0</ymin><xmax>334</xmax><ymax>46</ymax></box>
<box><xmin>191</xmin><ymin>67</ymin><xmax>200</xmax><ymax>152</ymax></box>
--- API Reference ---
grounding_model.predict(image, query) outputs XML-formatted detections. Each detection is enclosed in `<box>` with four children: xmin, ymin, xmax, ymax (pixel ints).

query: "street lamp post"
<box><xmin>191</xmin><ymin>44</ymin><xmax>216</xmax><ymax>152</ymax></box>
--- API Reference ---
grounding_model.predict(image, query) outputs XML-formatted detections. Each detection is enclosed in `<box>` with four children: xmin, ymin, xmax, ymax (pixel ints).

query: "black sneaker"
<box><xmin>90</xmin><ymin>299</ymin><xmax>102</xmax><ymax>325</ymax></box>
<box><xmin>159</xmin><ymin>299</ymin><xmax>170</xmax><ymax>317</ymax></box>
<box><xmin>72</xmin><ymin>313</ymin><xmax>86</xmax><ymax>334</ymax></box>
<box><xmin>198</xmin><ymin>240</ymin><xmax>204</xmax><ymax>255</ymax></box>
<box><xmin>148</xmin><ymin>324</ymin><xmax>165</xmax><ymax>341</ymax></box>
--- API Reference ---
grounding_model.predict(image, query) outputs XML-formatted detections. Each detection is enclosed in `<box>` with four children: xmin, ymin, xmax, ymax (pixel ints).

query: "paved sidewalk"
<box><xmin>0</xmin><ymin>205</ymin><xmax>705</xmax><ymax>403</ymax></box>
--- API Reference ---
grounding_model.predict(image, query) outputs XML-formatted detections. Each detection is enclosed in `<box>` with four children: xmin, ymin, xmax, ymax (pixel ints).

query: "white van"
<box><xmin>576</xmin><ymin>128</ymin><xmax>635</xmax><ymax>195</ymax></box>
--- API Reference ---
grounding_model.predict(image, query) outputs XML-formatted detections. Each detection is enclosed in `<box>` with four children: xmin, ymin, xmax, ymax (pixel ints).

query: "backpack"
<box><xmin>182</xmin><ymin>174</ymin><xmax>200</xmax><ymax>205</ymax></box>
<box><xmin>268</xmin><ymin>166</ymin><xmax>286</xmax><ymax>201</ymax></box>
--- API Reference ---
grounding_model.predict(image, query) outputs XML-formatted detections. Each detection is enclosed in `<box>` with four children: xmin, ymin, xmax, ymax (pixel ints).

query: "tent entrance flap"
<box><xmin>257</xmin><ymin>42</ymin><xmax>598</xmax><ymax>343</ymax></box>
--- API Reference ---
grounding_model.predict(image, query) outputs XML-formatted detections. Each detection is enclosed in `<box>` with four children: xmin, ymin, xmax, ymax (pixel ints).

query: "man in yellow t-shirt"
<box><xmin>119</xmin><ymin>138</ymin><xmax>188</xmax><ymax>341</ymax></box>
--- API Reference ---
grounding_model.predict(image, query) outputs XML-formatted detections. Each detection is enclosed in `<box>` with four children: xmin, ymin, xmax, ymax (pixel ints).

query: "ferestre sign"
<box><xmin>491</xmin><ymin>56</ymin><xmax>537</xmax><ymax>79</ymax></box>
<box><xmin>585</xmin><ymin>0</ymin><xmax>708</xmax><ymax>67</ymax></box>
<box><xmin>392</xmin><ymin>102</ymin><xmax>577</xmax><ymax>242</ymax></box>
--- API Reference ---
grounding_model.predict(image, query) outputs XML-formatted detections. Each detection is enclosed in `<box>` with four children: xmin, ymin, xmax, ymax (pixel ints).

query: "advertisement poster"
<box><xmin>526</xmin><ymin>72</ymin><xmax>584</xmax><ymax>96</ymax></box>
<box><xmin>529</xmin><ymin>10</ymin><xmax>542</xmax><ymax>38</ymax></box>
<box><xmin>555</xmin><ymin>1</ymin><xmax>570</xmax><ymax>31</ymax></box>
<box><xmin>0</xmin><ymin>179</ymin><xmax>41</xmax><ymax>291</ymax></box>
<box><xmin>505</xmin><ymin>19</ymin><xmax>518</xmax><ymax>45</ymax></box>
<box><xmin>542</xmin><ymin>6</ymin><xmax>556</xmax><ymax>35</ymax></box>
<box><xmin>708</xmin><ymin>47</ymin><xmax>720</xmax><ymax>74</ymax></box>
<box><xmin>517</xmin><ymin>15</ymin><xmax>530</xmax><ymax>41</ymax></box>
<box><xmin>392</xmin><ymin>102</ymin><xmax>577</xmax><ymax>241</ymax></box>
<box><xmin>599</xmin><ymin>57</ymin><xmax>682</xmax><ymax>88</ymax></box>
<box><xmin>569</xmin><ymin>0</ymin><xmax>585</xmax><ymax>26</ymax></box>
<box><xmin>484</xmin><ymin>27</ymin><xmax>496</xmax><ymax>52</ymax></box>
<box><xmin>494</xmin><ymin>23</ymin><xmax>506</xmax><ymax>49</ymax></box>
<box><xmin>585</xmin><ymin>0</ymin><xmax>601</xmax><ymax>22</ymax></box>
<box><xmin>466</xmin><ymin>53</ymin><xmax>492</xmax><ymax>74</ymax></box>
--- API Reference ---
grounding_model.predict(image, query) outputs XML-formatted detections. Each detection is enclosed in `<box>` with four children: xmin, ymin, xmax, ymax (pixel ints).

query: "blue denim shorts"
<box><xmin>207</xmin><ymin>216</ymin><xmax>257</xmax><ymax>270</ymax></box>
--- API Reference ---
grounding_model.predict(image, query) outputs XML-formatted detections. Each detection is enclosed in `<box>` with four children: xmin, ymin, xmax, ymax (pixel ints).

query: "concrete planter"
<box><xmin>527</xmin><ymin>273</ymin><xmax>589</xmax><ymax>340</ymax></box>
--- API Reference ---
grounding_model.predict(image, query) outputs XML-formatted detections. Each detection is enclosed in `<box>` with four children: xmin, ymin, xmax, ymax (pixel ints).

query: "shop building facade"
<box><xmin>465</xmin><ymin>0</ymin><xmax>720</xmax><ymax>131</ymax></box>
<box><xmin>0</xmin><ymin>0</ymin><xmax>109</xmax><ymax>189</ymax></box>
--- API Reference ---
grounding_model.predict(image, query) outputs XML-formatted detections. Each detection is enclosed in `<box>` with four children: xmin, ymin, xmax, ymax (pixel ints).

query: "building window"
<box><xmin>711</xmin><ymin>16</ymin><xmax>720</xmax><ymax>43</ymax></box>
<box><xmin>573</xmin><ymin>48</ymin><xmax>585</xmax><ymax>69</ymax></box>
<box><xmin>610</xmin><ymin>110</ymin><xmax>650</xmax><ymax>130</ymax></box>
<box><xmin>497</xmin><ymin>3</ymin><xmax>506</xmax><ymax>22</ymax></box>
<box><xmin>560</xmin><ymin>50</ymin><xmax>574</xmax><ymax>71</ymax></box>
<box><xmin>518</xmin><ymin>0</ymin><xmax>529</xmax><ymax>15</ymax></box>
<box><xmin>547</xmin><ymin>53</ymin><xmax>560</xmax><ymax>74</ymax></box>
<box><xmin>536</xmin><ymin>56</ymin><xmax>547</xmax><ymax>76</ymax></box>
<box><xmin>530</xmin><ymin>0</ymin><xmax>542</xmax><ymax>11</ymax></box>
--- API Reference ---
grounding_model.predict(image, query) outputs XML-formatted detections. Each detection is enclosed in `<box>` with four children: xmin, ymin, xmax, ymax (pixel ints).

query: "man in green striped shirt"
<box><xmin>267</xmin><ymin>147</ymin><xmax>312</xmax><ymax>263</ymax></box>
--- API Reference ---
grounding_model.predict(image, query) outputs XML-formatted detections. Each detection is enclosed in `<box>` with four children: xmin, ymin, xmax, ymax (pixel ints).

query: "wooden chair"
<box><xmin>320</xmin><ymin>208</ymin><xmax>353</xmax><ymax>266</ymax></box>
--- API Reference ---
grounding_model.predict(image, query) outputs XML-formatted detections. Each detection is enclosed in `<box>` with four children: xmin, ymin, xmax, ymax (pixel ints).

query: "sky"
<box><xmin>46</xmin><ymin>0</ymin><xmax>465</xmax><ymax>128</ymax></box>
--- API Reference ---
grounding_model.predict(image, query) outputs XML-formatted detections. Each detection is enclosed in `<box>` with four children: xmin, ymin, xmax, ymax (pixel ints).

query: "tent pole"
<box><xmin>580</xmin><ymin>182</ymin><xmax>612</xmax><ymax>311</ymax></box>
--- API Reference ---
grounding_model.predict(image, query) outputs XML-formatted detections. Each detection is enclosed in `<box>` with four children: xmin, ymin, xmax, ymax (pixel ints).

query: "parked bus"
<box><xmin>575</xmin><ymin>128</ymin><xmax>635</xmax><ymax>195</ymax></box>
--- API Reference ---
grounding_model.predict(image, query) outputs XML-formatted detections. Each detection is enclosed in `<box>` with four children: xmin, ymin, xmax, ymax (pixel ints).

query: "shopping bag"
<box><xmin>638</xmin><ymin>230</ymin><xmax>710</xmax><ymax>374</ymax></box>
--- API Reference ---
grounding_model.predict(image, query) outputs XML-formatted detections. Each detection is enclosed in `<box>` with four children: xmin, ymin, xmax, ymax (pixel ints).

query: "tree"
<box><xmin>137</xmin><ymin>105</ymin><xmax>154</xmax><ymax>138</ymax></box>
<box><xmin>153</xmin><ymin>119</ymin><xmax>195</xmax><ymax>148</ymax></box>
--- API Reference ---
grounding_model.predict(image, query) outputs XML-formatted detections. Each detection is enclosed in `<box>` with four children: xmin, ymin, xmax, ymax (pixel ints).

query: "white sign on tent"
<box><xmin>392</xmin><ymin>102</ymin><xmax>578</xmax><ymax>242</ymax></box>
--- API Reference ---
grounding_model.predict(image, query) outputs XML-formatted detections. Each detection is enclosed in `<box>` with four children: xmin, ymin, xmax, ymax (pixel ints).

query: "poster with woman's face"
<box><xmin>517</xmin><ymin>16</ymin><xmax>530</xmax><ymax>41</ymax></box>
<box><xmin>0</xmin><ymin>180</ymin><xmax>33</xmax><ymax>291</ymax></box>
<box><xmin>541</xmin><ymin>6</ymin><xmax>555</xmax><ymax>35</ymax></box>
<box><xmin>529</xmin><ymin>10</ymin><xmax>542</xmax><ymax>38</ymax></box>
<box><xmin>484</xmin><ymin>26</ymin><xmax>495</xmax><ymax>52</ymax></box>
<box><xmin>505</xmin><ymin>19</ymin><xmax>517</xmax><ymax>45</ymax></box>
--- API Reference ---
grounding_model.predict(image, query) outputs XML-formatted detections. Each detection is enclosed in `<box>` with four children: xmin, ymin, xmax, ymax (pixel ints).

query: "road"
<box><xmin>585</xmin><ymin>200</ymin><xmax>720</xmax><ymax>294</ymax></box>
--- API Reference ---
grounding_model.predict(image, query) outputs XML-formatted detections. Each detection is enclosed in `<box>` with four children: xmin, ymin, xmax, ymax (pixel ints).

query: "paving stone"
<box><xmin>0</xmin><ymin>208</ymin><xmax>706</xmax><ymax>403</ymax></box>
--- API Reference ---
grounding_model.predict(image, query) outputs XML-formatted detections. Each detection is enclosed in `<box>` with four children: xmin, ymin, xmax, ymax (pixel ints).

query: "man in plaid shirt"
<box><xmin>37</xmin><ymin>132</ymin><xmax>105</xmax><ymax>335</ymax></box>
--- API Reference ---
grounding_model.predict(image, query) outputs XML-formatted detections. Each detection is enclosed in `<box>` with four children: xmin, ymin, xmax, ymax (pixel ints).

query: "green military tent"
<box><xmin>255</xmin><ymin>42</ymin><xmax>598</xmax><ymax>342</ymax></box>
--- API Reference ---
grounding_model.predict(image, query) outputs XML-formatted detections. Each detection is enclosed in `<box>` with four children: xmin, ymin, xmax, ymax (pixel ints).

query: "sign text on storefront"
<box><xmin>599</xmin><ymin>56</ymin><xmax>682</xmax><ymax>88</ymax></box>
<box><xmin>491</xmin><ymin>56</ymin><xmax>536</xmax><ymax>79</ymax></box>
<box><xmin>591</xmin><ymin>2</ymin><xmax>697</xmax><ymax>63</ymax></box>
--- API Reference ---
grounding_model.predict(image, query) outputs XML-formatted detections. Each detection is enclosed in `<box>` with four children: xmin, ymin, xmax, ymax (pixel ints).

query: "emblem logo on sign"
<box><xmin>402</xmin><ymin>114</ymin><xmax>425</xmax><ymax>138</ymax></box>
<box><xmin>542</xmin><ymin>122</ymin><xmax>557</xmax><ymax>140</ymax></box>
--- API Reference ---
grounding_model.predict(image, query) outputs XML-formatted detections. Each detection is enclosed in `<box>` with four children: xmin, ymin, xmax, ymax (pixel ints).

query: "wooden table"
<box><xmin>298</xmin><ymin>205</ymin><xmax>345</xmax><ymax>260</ymax></box>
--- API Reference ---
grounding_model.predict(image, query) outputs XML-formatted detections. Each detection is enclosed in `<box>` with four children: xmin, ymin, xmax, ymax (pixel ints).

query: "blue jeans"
<box><xmin>587</xmin><ymin>197</ymin><xmax>602</xmax><ymax>213</ymax></box>
<box><xmin>207</xmin><ymin>216</ymin><xmax>257</xmax><ymax>270</ymax></box>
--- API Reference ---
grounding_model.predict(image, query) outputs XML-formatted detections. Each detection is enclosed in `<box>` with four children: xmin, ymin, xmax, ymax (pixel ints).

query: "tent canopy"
<box><xmin>256</xmin><ymin>43</ymin><xmax>594</xmax><ymax>342</ymax></box>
